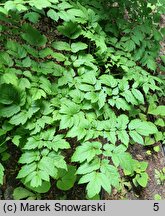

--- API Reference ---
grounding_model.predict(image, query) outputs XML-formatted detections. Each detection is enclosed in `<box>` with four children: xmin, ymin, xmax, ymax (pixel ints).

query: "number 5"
<box><xmin>153</xmin><ymin>203</ymin><xmax>159</xmax><ymax>211</ymax></box>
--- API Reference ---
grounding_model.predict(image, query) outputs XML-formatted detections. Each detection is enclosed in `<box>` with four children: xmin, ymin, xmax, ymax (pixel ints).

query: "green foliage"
<box><xmin>13</xmin><ymin>187</ymin><xmax>39</xmax><ymax>200</ymax></box>
<box><xmin>0</xmin><ymin>163</ymin><xmax>4</xmax><ymax>185</ymax></box>
<box><xmin>0</xmin><ymin>0</ymin><xmax>164</xmax><ymax>199</ymax></box>
<box><xmin>154</xmin><ymin>194</ymin><xmax>162</xmax><ymax>200</ymax></box>
<box><xmin>155</xmin><ymin>168</ymin><xmax>165</xmax><ymax>185</ymax></box>
<box><xmin>21</xmin><ymin>24</ymin><xmax>47</xmax><ymax>46</ymax></box>
<box><xmin>79</xmin><ymin>171</ymin><xmax>111</xmax><ymax>198</ymax></box>
<box><xmin>57</xmin><ymin>21</ymin><xmax>82</xmax><ymax>39</ymax></box>
<box><xmin>56</xmin><ymin>165</ymin><xmax>77</xmax><ymax>191</ymax></box>
<box><xmin>23</xmin><ymin>181</ymin><xmax>51</xmax><ymax>194</ymax></box>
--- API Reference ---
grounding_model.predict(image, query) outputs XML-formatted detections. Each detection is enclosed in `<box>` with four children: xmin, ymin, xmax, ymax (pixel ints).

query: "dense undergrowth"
<box><xmin>0</xmin><ymin>0</ymin><xmax>165</xmax><ymax>199</ymax></box>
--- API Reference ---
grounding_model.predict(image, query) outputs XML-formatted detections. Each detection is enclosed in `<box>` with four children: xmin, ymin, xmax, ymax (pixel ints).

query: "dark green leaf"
<box><xmin>21</xmin><ymin>24</ymin><xmax>47</xmax><ymax>46</ymax></box>
<box><xmin>56</xmin><ymin>166</ymin><xmax>77</xmax><ymax>191</ymax></box>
